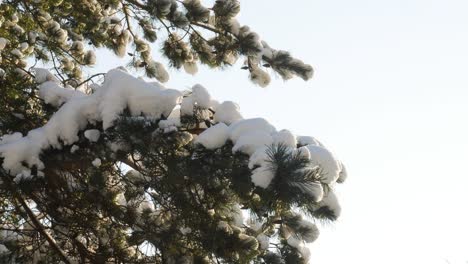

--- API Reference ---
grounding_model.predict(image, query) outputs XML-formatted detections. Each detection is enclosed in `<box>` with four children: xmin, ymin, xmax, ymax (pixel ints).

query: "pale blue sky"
<box><xmin>93</xmin><ymin>0</ymin><xmax>468</xmax><ymax>263</ymax></box>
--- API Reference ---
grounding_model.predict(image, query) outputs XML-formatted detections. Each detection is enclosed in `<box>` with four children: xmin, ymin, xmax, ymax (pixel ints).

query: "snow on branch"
<box><xmin>0</xmin><ymin>66</ymin><xmax>344</xmax><ymax>209</ymax></box>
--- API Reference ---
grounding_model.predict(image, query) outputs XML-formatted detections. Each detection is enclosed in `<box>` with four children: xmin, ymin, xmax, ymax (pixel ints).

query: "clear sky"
<box><xmin>93</xmin><ymin>0</ymin><xmax>468</xmax><ymax>263</ymax></box>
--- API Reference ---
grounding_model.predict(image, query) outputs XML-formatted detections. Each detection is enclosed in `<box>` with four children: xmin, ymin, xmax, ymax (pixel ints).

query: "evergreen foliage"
<box><xmin>0</xmin><ymin>1</ymin><xmax>345</xmax><ymax>263</ymax></box>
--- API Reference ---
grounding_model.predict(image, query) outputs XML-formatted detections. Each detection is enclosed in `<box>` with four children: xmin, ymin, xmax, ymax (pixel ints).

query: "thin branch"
<box><xmin>76</xmin><ymin>72</ymin><xmax>105</xmax><ymax>88</ymax></box>
<box><xmin>121</xmin><ymin>1</ymin><xmax>137</xmax><ymax>39</ymax></box>
<box><xmin>50</xmin><ymin>51</ymin><xmax>66</xmax><ymax>82</ymax></box>
<box><xmin>15</xmin><ymin>194</ymin><xmax>72</xmax><ymax>264</ymax></box>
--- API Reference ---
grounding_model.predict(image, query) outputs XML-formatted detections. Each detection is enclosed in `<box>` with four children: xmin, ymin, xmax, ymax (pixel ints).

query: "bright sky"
<box><xmin>93</xmin><ymin>0</ymin><xmax>468</xmax><ymax>263</ymax></box>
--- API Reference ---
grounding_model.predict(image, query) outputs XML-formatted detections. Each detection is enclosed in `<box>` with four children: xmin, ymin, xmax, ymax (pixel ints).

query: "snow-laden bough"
<box><xmin>0</xmin><ymin>68</ymin><xmax>346</xmax><ymax>257</ymax></box>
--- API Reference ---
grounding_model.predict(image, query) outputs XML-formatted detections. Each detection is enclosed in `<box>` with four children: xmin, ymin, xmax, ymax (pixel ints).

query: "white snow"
<box><xmin>306</xmin><ymin>145</ymin><xmax>340</xmax><ymax>184</ymax></box>
<box><xmin>100</xmin><ymin>69</ymin><xmax>182</xmax><ymax>129</ymax></box>
<box><xmin>302</xmin><ymin>180</ymin><xmax>324</xmax><ymax>202</ymax></box>
<box><xmin>0</xmin><ymin>130</ymin><xmax>46</xmax><ymax>175</ymax></box>
<box><xmin>28</xmin><ymin>32</ymin><xmax>38</xmax><ymax>44</ymax></box>
<box><xmin>12</xmin><ymin>113</ymin><xmax>24</xmax><ymax>119</ymax></box>
<box><xmin>248</xmin><ymin>146</ymin><xmax>269</xmax><ymax>169</ymax></box>
<box><xmin>297</xmin><ymin>135</ymin><xmax>322</xmax><ymax>147</ymax></box>
<box><xmin>180</xmin><ymin>84</ymin><xmax>212</xmax><ymax>116</ymax></box>
<box><xmin>0</xmin><ymin>226</ymin><xmax>20</xmax><ymax>242</ymax></box>
<box><xmin>180</xmin><ymin>227</ymin><xmax>192</xmax><ymax>235</ymax></box>
<box><xmin>159</xmin><ymin>119</ymin><xmax>179</xmax><ymax>131</ymax></box>
<box><xmin>337</xmin><ymin>161</ymin><xmax>347</xmax><ymax>183</ymax></box>
<box><xmin>10</xmin><ymin>49</ymin><xmax>23</xmax><ymax>58</ymax></box>
<box><xmin>14</xmin><ymin>169</ymin><xmax>32</xmax><ymax>183</ymax></box>
<box><xmin>207</xmin><ymin>209</ymin><xmax>215</xmax><ymax>217</ymax></box>
<box><xmin>191</xmin><ymin>84</ymin><xmax>211</xmax><ymax>108</ymax></box>
<box><xmin>209</xmin><ymin>99</ymin><xmax>221</xmax><ymax>111</ymax></box>
<box><xmin>92</xmin><ymin>158</ymin><xmax>101</xmax><ymax>167</ymax></box>
<box><xmin>19</xmin><ymin>42</ymin><xmax>28</xmax><ymax>52</ymax></box>
<box><xmin>159</xmin><ymin>107</ymin><xmax>181</xmax><ymax>133</ymax></box>
<box><xmin>319</xmin><ymin>190</ymin><xmax>341</xmax><ymax>219</ymax></box>
<box><xmin>33</xmin><ymin>68</ymin><xmax>59</xmax><ymax>84</ymax></box>
<box><xmin>256</xmin><ymin>233</ymin><xmax>269</xmax><ymax>250</ymax></box>
<box><xmin>180</xmin><ymin>96</ymin><xmax>194</xmax><ymax>115</ymax></box>
<box><xmin>229</xmin><ymin>204</ymin><xmax>244</xmax><ymax>227</ymax></box>
<box><xmin>0</xmin><ymin>132</ymin><xmax>23</xmax><ymax>145</ymax></box>
<box><xmin>286</xmin><ymin>235</ymin><xmax>302</xmax><ymax>248</ymax></box>
<box><xmin>195</xmin><ymin>123</ymin><xmax>229</xmax><ymax>149</ymax></box>
<box><xmin>84</xmin><ymin>129</ymin><xmax>100</xmax><ymax>142</ymax></box>
<box><xmin>248</xmin><ymin>219</ymin><xmax>270</xmax><ymax>248</ymax></box>
<box><xmin>249</xmin><ymin>66</ymin><xmax>271</xmax><ymax>88</ymax></box>
<box><xmin>213</xmin><ymin>101</ymin><xmax>243</xmax><ymax>125</ymax></box>
<box><xmin>138</xmin><ymin>198</ymin><xmax>155</xmax><ymax>212</ymax></box>
<box><xmin>70</xmin><ymin>145</ymin><xmax>79</xmax><ymax>153</ymax></box>
<box><xmin>147</xmin><ymin>61</ymin><xmax>169</xmax><ymax>83</ymax></box>
<box><xmin>272</xmin><ymin>129</ymin><xmax>297</xmax><ymax>148</ymax></box>
<box><xmin>298</xmin><ymin>220</ymin><xmax>320</xmax><ymax>243</ymax></box>
<box><xmin>217</xmin><ymin>221</ymin><xmax>229</xmax><ymax>231</ymax></box>
<box><xmin>286</xmin><ymin>236</ymin><xmax>311</xmax><ymax>262</ymax></box>
<box><xmin>229</xmin><ymin>118</ymin><xmax>276</xmax><ymax>143</ymax></box>
<box><xmin>115</xmin><ymin>192</ymin><xmax>127</xmax><ymax>206</ymax></box>
<box><xmin>295</xmin><ymin>146</ymin><xmax>311</xmax><ymax>160</ymax></box>
<box><xmin>38</xmin><ymin>81</ymin><xmax>85</xmax><ymax>107</ymax></box>
<box><xmin>0</xmin><ymin>37</ymin><xmax>7</xmax><ymax>50</ymax></box>
<box><xmin>0</xmin><ymin>67</ymin><xmax>344</xmax><ymax>221</ymax></box>
<box><xmin>251</xmin><ymin>166</ymin><xmax>275</xmax><ymax>188</ymax></box>
<box><xmin>298</xmin><ymin>245</ymin><xmax>311</xmax><ymax>262</ymax></box>
<box><xmin>0</xmin><ymin>68</ymin><xmax>184</xmax><ymax>176</ymax></box>
<box><xmin>183</xmin><ymin>61</ymin><xmax>198</xmax><ymax>75</ymax></box>
<box><xmin>125</xmin><ymin>170</ymin><xmax>147</xmax><ymax>183</ymax></box>
<box><xmin>229</xmin><ymin>119</ymin><xmax>275</xmax><ymax>158</ymax></box>
<box><xmin>0</xmin><ymin>244</ymin><xmax>9</xmax><ymax>255</ymax></box>
<box><xmin>232</xmin><ymin>131</ymin><xmax>273</xmax><ymax>155</ymax></box>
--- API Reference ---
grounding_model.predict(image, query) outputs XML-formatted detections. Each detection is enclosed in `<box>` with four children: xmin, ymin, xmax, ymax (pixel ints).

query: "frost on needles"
<box><xmin>0</xmin><ymin>68</ymin><xmax>346</xmax><ymax>263</ymax></box>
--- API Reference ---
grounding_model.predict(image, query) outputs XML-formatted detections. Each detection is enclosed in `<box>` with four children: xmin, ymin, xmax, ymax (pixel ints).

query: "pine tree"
<box><xmin>0</xmin><ymin>0</ymin><xmax>346</xmax><ymax>263</ymax></box>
